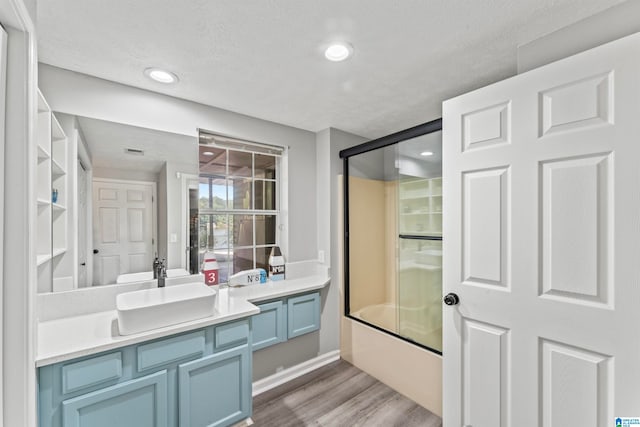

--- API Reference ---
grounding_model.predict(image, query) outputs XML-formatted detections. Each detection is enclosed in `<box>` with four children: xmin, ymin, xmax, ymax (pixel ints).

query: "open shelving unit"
<box><xmin>398</xmin><ymin>176</ymin><xmax>442</xmax><ymax>236</ymax></box>
<box><xmin>36</xmin><ymin>90</ymin><xmax>72</xmax><ymax>292</ymax></box>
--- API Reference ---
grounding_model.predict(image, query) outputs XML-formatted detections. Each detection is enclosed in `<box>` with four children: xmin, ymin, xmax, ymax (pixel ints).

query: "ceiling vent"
<box><xmin>125</xmin><ymin>148</ymin><xmax>144</xmax><ymax>156</ymax></box>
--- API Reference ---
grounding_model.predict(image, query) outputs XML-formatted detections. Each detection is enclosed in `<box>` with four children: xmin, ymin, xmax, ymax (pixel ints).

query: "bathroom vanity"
<box><xmin>36</xmin><ymin>270</ymin><xmax>328</xmax><ymax>427</ymax></box>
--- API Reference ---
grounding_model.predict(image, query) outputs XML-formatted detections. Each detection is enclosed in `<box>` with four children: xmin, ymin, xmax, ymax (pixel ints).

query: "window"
<box><xmin>198</xmin><ymin>131</ymin><xmax>282</xmax><ymax>283</ymax></box>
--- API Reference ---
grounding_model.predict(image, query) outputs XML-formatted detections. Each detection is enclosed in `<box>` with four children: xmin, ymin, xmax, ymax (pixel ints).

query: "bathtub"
<box><xmin>351</xmin><ymin>303</ymin><xmax>398</xmax><ymax>331</ymax></box>
<box><xmin>351</xmin><ymin>302</ymin><xmax>442</xmax><ymax>351</ymax></box>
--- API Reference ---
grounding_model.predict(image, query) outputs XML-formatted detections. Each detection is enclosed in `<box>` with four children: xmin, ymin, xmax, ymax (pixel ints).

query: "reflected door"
<box><xmin>77</xmin><ymin>160</ymin><xmax>88</xmax><ymax>287</ymax></box>
<box><xmin>92</xmin><ymin>180</ymin><xmax>156</xmax><ymax>285</ymax></box>
<box><xmin>443</xmin><ymin>34</ymin><xmax>640</xmax><ymax>425</ymax></box>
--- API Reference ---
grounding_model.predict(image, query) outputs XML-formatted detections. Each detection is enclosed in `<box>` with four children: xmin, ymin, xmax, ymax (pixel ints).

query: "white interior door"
<box><xmin>77</xmin><ymin>160</ymin><xmax>88</xmax><ymax>287</ymax></box>
<box><xmin>443</xmin><ymin>33</ymin><xmax>640</xmax><ymax>426</ymax></box>
<box><xmin>92</xmin><ymin>179</ymin><xmax>156</xmax><ymax>285</ymax></box>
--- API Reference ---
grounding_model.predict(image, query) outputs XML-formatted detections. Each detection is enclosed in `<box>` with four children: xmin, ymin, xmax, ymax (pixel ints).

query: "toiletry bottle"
<box><xmin>202</xmin><ymin>251</ymin><xmax>219</xmax><ymax>286</ymax></box>
<box><xmin>268</xmin><ymin>246</ymin><xmax>285</xmax><ymax>281</ymax></box>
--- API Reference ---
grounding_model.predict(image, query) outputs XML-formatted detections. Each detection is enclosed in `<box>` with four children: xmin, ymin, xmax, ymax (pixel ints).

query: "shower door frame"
<box><xmin>339</xmin><ymin>117</ymin><xmax>443</xmax><ymax>355</ymax></box>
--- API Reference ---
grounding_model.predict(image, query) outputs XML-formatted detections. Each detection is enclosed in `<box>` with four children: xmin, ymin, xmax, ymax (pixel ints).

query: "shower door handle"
<box><xmin>443</xmin><ymin>293</ymin><xmax>460</xmax><ymax>306</ymax></box>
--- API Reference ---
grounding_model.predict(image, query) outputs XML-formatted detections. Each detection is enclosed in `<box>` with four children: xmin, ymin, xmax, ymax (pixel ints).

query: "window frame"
<box><xmin>198</xmin><ymin>132</ymin><xmax>287</xmax><ymax>283</ymax></box>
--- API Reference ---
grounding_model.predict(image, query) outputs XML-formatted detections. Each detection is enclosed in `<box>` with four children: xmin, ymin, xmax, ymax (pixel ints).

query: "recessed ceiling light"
<box><xmin>202</xmin><ymin>151</ymin><xmax>214</xmax><ymax>156</ymax></box>
<box><xmin>144</xmin><ymin>67</ymin><xmax>179</xmax><ymax>84</ymax></box>
<box><xmin>324</xmin><ymin>43</ymin><xmax>353</xmax><ymax>62</ymax></box>
<box><xmin>420</xmin><ymin>151</ymin><xmax>434</xmax><ymax>156</ymax></box>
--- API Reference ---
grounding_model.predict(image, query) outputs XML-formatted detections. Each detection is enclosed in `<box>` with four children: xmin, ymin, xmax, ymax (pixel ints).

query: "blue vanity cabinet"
<box><xmin>251</xmin><ymin>291</ymin><xmax>321</xmax><ymax>351</ymax></box>
<box><xmin>178</xmin><ymin>345</ymin><xmax>251</xmax><ymax>427</ymax></box>
<box><xmin>287</xmin><ymin>292</ymin><xmax>321</xmax><ymax>339</ymax></box>
<box><xmin>61</xmin><ymin>370</ymin><xmax>168</xmax><ymax>427</ymax></box>
<box><xmin>251</xmin><ymin>300</ymin><xmax>287</xmax><ymax>351</ymax></box>
<box><xmin>38</xmin><ymin>318</ymin><xmax>251</xmax><ymax>427</ymax></box>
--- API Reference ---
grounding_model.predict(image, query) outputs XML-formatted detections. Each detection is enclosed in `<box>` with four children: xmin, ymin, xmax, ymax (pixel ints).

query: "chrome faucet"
<box><xmin>156</xmin><ymin>259</ymin><xmax>167</xmax><ymax>288</ymax></box>
<box><xmin>153</xmin><ymin>256</ymin><xmax>160</xmax><ymax>279</ymax></box>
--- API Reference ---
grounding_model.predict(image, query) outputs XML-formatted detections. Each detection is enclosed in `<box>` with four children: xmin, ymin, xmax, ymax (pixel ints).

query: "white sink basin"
<box><xmin>116</xmin><ymin>283</ymin><xmax>216</xmax><ymax>335</ymax></box>
<box><xmin>116</xmin><ymin>268</ymin><xmax>191</xmax><ymax>284</ymax></box>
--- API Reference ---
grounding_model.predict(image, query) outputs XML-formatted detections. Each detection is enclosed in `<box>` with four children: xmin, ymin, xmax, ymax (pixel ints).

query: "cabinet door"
<box><xmin>287</xmin><ymin>292</ymin><xmax>321</xmax><ymax>339</ymax></box>
<box><xmin>178</xmin><ymin>345</ymin><xmax>251</xmax><ymax>427</ymax></box>
<box><xmin>252</xmin><ymin>300</ymin><xmax>286</xmax><ymax>351</ymax></box>
<box><xmin>62</xmin><ymin>370</ymin><xmax>167</xmax><ymax>427</ymax></box>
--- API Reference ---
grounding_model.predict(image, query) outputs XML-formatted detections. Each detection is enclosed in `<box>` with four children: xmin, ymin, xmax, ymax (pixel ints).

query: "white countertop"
<box><xmin>37</xmin><ymin>274</ymin><xmax>329</xmax><ymax>367</ymax></box>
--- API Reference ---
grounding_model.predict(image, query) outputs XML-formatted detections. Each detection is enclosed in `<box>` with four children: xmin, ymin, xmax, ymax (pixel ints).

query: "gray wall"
<box><xmin>518</xmin><ymin>1</ymin><xmax>640</xmax><ymax>73</ymax></box>
<box><xmin>38</xmin><ymin>64</ymin><xmax>318</xmax><ymax>263</ymax></box>
<box><xmin>316</xmin><ymin>128</ymin><xmax>369</xmax><ymax>354</ymax></box>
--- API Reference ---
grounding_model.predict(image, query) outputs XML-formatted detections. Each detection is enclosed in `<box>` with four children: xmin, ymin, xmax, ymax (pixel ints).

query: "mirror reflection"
<box><xmin>196</xmin><ymin>135</ymin><xmax>280</xmax><ymax>284</ymax></box>
<box><xmin>38</xmin><ymin>114</ymin><xmax>198</xmax><ymax>293</ymax></box>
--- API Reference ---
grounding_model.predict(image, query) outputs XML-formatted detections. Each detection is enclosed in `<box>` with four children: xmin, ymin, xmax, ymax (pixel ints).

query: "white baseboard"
<box><xmin>252</xmin><ymin>350</ymin><xmax>341</xmax><ymax>397</ymax></box>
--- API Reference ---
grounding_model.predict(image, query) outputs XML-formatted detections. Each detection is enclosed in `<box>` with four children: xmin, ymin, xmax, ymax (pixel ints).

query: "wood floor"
<box><xmin>251</xmin><ymin>359</ymin><xmax>442</xmax><ymax>427</ymax></box>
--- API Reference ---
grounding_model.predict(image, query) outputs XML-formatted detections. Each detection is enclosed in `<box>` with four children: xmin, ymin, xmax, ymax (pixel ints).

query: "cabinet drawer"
<box><xmin>252</xmin><ymin>300</ymin><xmax>286</xmax><ymax>351</ymax></box>
<box><xmin>61</xmin><ymin>351</ymin><xmax>123</xmax><ymax>395</ymax></box>
<box><xmin>214</xmin><ymin>319</ymin><xmax>249</xmax><ymax>351</ymax></box>
<box><xmin>137</xmin><ymin>330</ymin><xmax>205</xmax><ymax>372</ymax></box>
<box><xmin>287</xmin><ymin>292</ymin><xmax>321</xmax><ymax>339</ymax></box>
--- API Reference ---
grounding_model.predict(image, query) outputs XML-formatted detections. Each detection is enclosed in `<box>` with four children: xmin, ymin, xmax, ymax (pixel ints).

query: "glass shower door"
<box><xmin>344</xmin><ymin>122</ymin><xmax>443</xmax><ymax>354</ymax></box>
<box><xmin>397</xmin><ymin>134</ymin><xmax>443</xmax><ymax>352</ymax></box>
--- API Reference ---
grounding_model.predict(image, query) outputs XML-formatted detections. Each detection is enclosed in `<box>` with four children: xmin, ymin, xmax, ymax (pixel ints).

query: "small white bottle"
<box><xmin>268</xmin><ymin>246</ymin><xmax>286</xmax><ymax>281</ymax></box>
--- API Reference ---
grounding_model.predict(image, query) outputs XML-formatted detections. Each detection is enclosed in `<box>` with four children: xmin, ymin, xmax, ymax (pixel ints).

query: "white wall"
<box><xmin>1</xmin><ymin>0</ymin><xmax>38</xmax><ymax>425</ymax></box>
<box><xmin>164</xmin><ymin>160</ymin><xmax>197</xmax><ymax>269</ymax></box>
<box><xmin>92</xmin><ymin>167</ymin><xmax>158</xmax><ymax>183</ymax></box>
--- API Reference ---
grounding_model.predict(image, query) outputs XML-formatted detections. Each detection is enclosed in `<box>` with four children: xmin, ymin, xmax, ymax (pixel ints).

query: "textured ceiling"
<box><xmin>37</xmin><ymin>0</ymin><xmax>624</xmax><ymax>139</ymax></box>
<box><xmin>78</xmin><ymin>117</ymin><xmax>197</xmax><ymax>173</ymax></box>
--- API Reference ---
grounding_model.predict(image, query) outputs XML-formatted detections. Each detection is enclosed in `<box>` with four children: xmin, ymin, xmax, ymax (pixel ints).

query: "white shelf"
<box><xmin>36</xmin><ymin>90</ymin><xmax>73</xmax><ymax>293</ymax></box>
<box><xmin>38</xmin><ymin>145</ymin><xmax>51</xmax><ymax>161</ymax></box>
<box><xmin>401</xmin><ymin>212</ymin><xmax>429</xmax><ymax>216</ymax></box>
<box><xmin>51</xmin><ymin>115</ymin><xmax>66</xmax><ymax>141</ymax></box>
<box><xmin>51</xmin><ymin>158</ymin><xmax>66</xmax><ymax>176</ymax></box>
<box><xmin>399</xmin><ymin>176</ymin><xmax>442</xmax><ymax>236</ymax></box>
<box><xmin>37</xmin><ymin>254</ymin><xmax>52</xmax><ymax>266</ymax></box>
<box><xmin>52</xmin><ymin>248</ymin><xmax>66</xmax><ymax>259</ymax></box>
<box><xmin>400</xmin><ymin>194</ymin><xmax>428</xmax><ymax>201</ymax></box>
<box><xmin>37</xmin><ymin>89</ymin><xmax>50</xmax><ymax>113</ymax></box>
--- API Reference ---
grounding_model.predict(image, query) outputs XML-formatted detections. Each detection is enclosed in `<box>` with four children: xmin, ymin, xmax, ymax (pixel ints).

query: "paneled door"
<box><xmin>92</xmin><ymin>179</ymin><xmax>156</xmax><ymax>285</ymax></box>
<box><xmin>443</xmin><ymin>33</ymin><xmax>640</xmax><ymax>426</ymax></box>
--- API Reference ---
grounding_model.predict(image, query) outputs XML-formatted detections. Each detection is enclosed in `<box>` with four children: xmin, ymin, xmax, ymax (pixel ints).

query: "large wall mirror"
<box><xmin>37</xmin><ymin>107</ymin><xmax>199</xmax><ymax>293</ymax></box>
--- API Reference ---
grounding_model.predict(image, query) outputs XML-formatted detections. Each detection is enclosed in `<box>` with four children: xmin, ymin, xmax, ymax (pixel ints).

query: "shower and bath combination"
<box><xmin>341</xmin><ymin>119</ymin><xmax>443</xmax><ymax>354</ymax></box>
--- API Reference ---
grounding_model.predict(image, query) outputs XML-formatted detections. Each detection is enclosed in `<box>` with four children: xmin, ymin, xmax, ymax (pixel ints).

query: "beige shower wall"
<box><xmin>348</xmin><ymin>177</ymin><xmax>398</xmax><ymax>312</ymax></box>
